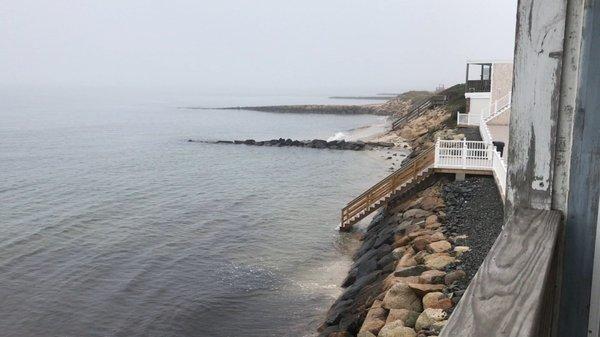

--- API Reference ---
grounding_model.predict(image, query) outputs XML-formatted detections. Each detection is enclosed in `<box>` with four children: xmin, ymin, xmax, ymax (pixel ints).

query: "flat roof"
<box><xmin>467</xmin><ymin>59</ymin><xmax>513</xmax><ymax>64</ymax></box>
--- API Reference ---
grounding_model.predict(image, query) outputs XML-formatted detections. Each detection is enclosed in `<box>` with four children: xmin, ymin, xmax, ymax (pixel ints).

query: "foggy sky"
<box><xmin>1</xmin><ymin>0</ymin><xmax>517</xmax><ymax>95</ymax></box>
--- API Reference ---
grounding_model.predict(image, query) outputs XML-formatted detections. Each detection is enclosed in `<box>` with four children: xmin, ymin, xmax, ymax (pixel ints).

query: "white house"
<box><xmin>464</xmin><ymin>60</ymin><xmax>513</xmax><ymax>118</ymax></box>
<box><xmin>459</xmin><ymin>60</ymin><xmax>514</xmax><ymax>159</ymax></box>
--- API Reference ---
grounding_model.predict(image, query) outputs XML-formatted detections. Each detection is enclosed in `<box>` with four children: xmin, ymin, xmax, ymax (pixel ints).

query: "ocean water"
<box><xmin>0</xmin><ymin>88</ymin><xmax>393</xmax><ymax>337</ymax></box>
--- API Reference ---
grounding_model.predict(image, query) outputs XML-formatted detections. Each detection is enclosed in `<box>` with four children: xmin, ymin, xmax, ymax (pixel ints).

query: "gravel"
<box><xmin>457</xmin><ymin>127</ymin><xmax>483</xmax><ymax>141</ymax></box>
<box><xmin>441</xmin><ymin>176</ymin><xmax>504</xmax><ymax>291</ymax></box>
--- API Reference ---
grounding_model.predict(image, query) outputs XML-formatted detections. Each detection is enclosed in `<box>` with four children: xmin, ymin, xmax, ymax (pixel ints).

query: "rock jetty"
<box><xmin>188</xmin><ymin>138</ymin><xmax>395</xmax><ymax>151</ymax></box>
<box><xmin>218</xmin><ymin>105</ymin><xmax>385</xmax><ymax>115</ymax></box>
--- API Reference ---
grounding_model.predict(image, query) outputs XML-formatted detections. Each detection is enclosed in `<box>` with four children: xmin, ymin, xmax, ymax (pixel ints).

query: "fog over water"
<box><xmin>2</xmin><ymin>0</ymin><xmax>517</xmax><ymax>94</ymax></box>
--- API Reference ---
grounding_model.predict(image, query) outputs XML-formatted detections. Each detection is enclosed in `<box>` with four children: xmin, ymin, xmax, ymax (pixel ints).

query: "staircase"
<box><xmin>340</xmin><ymin>146</ymin><xmax>435</xmax><ymax>231</ymax></box>
<box><xmin>391</xmin><ymin>95</ymin><xmax>447</xmax><ymax>130</ymax></box>
<box><xmin>484</xmin><ymin>91</ymin><xmax>512</xmax><ymax>123</ymax></box>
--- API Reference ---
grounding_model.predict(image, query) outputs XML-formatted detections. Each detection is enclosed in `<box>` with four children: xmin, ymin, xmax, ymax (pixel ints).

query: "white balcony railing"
<box><xmin>458</xmin><ymin>90</ymin><xmax>512</xmax><ymax>126</ymax></box>
<box><xmin>434</xmin><ymin>138</ymin><xmax>507</xmax><ymax>198</ymax></box>
<box><xmin>434</xmin><ymin>139</ymin><xmax>493</xmax><ymax>170</ymax></box>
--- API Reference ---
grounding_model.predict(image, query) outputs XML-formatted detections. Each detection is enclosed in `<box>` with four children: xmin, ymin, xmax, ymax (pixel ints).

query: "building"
<box><xmin>458</xmin><ymin>60</ymin><xmax>513</xmax><ymax>159</ymax></box>
<box><xmin>464</xmin><ymin>60</ymin><xmax>513</xmax><ymax>118</ymax></box>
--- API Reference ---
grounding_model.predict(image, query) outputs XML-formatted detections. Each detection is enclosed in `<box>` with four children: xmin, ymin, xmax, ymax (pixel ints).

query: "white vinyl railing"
<box><xmin>491</xmin><ymin>148</ymin><xmax>507</xmax><ymax>198</ymax></box>
<box><xmin>434</xmin><ymin>139</ymin><xmax>493</xmax><ymax>170</ymax></box>
<box><xmin>495</xmin><ymin>91</ymin><xmax>512</xmax><ymax>113</ymax></box>
<box><xmin>449</xmin><ymin>91</ymin><xmax>512</xmax><ymax>199</ymax></box>
<box><xmin>434</xmin><ymin>138</ymin><xmax>507</xmax><ymax>198</ymax></box>
<box><xmin>480</xmin><ymin>105</ymin><xmax>491</xmax><ymax>120</ymax></box>
<box><xmin>457</xmin><ymin>91</ymin><xmax>512</xmax><ymax>126</ymax></box>
<box><xmin>479</xmin><ymin>118</ymin><xmax>493</xmax><ymax>145</ymax></box>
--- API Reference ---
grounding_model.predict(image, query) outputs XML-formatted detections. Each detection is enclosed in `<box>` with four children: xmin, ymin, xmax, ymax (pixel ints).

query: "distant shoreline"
<box><xmin>182</xmin><ymin>104</ymin><xmax>388</xmax><ymax>116</ymax></box>
<box><xmin>329</xmin><ymin>96</ymin><xmax>397</xmax><ymax>100</ymax></box>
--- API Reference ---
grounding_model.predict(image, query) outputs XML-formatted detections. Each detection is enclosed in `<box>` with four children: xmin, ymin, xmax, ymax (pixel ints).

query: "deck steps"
<box><xmin>391</xmin><ymin>95</ymin><xmax>447</xmax><ymax>130</ymax></box>
<box><xmin>340</xmin><ymin>148</ymin><xmax>435</xmax><ymax>231</ymax></box>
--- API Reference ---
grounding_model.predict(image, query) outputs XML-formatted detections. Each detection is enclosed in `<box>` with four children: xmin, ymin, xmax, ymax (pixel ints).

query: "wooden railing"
<box><xmin>392</xmin><ymin>95</ymin><xmax>447</xmax><ymax>130</ymax></box>
<box><xmin>440</xmin><ymin>208</ymin><xmax>561</xmax><ymax>337</ymax></box>
<box><xmin>340</xmin><ymin>146</ymin><xmax>435</xmax><ymax>231</ymax></box>
<box><xmin>340</xmin><ymin>138</ymin><xmax>510</xmax><ymax>230</ymax></box>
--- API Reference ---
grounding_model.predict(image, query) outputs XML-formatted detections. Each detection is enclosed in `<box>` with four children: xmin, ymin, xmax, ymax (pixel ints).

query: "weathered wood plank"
<box><xmin>440</xmin><ymin>208</ymin><xmax>561</xmax><ymax>337</ymax></box>
<box><xmin>506</xmin><ymin>0</ymin><xmax>568</xmax><ymax>214</ymax></box>
<box><xmin>560</xmin><ymin>2</ymin><xmax>600</xmax><ymax>336</ymax></box>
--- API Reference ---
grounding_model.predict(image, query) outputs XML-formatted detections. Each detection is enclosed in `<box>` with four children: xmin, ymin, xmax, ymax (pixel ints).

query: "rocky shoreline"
<box><xmin>188</xmin><ymin>138</ymin><xmax>397</xmax><ymax>151</ymax></box>
<box><xmin>318</xmin><ymin>174</ymin><xmax>504</xmax><ymax>337</ymax></box>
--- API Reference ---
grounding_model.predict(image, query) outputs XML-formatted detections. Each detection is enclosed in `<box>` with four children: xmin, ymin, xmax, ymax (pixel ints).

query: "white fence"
<box><xmin>435</xmin><ymin>139</ymin><xmax>493</xmax><ymax>170</ymax></box>
<box><xmin>457</xmin><ymin>91</ymin><xmax>512</xmax><ymax>126</ymax></box>
<box><xmin>434</xmin><ymin>139</ymin><xmax>507</xmax><ymax>198</ymax></box>
<box><xmin>494</xmin><ymin>91</ymin><xmax>512</xmax><ymax>114</ymax></box>
<box><xmin>479</xmin><ymin>119</ymin><xmax>493</xmax><ymax>145</ymax></box>
<box><xmin>491</xmin><ymin>148</ymin><xmax>507</xmax><ymax>198</ymax></box>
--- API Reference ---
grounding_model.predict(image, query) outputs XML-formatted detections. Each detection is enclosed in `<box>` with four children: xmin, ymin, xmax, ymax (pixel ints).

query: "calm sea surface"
<box><xmin>0</xmin><ymin>88</ymin><xmax>392</xmax><ymax>337</ymax></box>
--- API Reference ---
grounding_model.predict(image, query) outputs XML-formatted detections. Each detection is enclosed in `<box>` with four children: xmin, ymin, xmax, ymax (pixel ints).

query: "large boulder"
<box><xmin>428</xmin><ymin>232</ymin><xmax>447</xmax><ymax>242</ymax></box>
<box><xmin>411</xmin><ymin>237</ymin><xmax>431</xmax><ymax>252</ymax></box>
<box><xmin>360</xmin><ymin>319</ymin><xmax>386</xmax><ymax>335</ymax></box>
<box><xmin>425</xmin><ymin>215</ymin><xmax>438</xmax><ymax>225</ymax></box>
<box><xmin>407</xmin><ymin>283</ymin><xmax>445</xmax><ymax>296</ymax></box>
<box><xmin>378</xmin><ymin>322</ymin><xmax>417</xmax><ymax>337</ymax></box>
<box><xmin>392</xmin><ymin>246</ymin><xmax>409</xmax><ymax>259</ymax></box>
<box><xmin>418</xmin><ymin>270</ymin><xmax>446</xmax><ymax>284</ymax></box>
<box><xmin>394</xmin><ymin>265</ymin><xmax>428</xmax><ymax>277</ymax></box>
<box><xmin>383</xmin><ymin>275</ymin><xmax>421</xmax><ymax>291</ymax></box>
<box><xmin>357</xmin><ymin>332</ymin><xmax>377</xmax><ymax>337</ymax></box>
<box><xmin>415</xmin><ymin>308</ymin><xmax>447</xmax><ymax>331</ymax></box>
<box><xmin>422</xmin><ymin>292</ymin><xmax>453</xmax><ymax>310</ymax></box>
<box><xmin>312</xmin><ymin>139</ymin><xmax>328</xmax><ymax>148</ymax></box>
<box><xmin>426</xmin><ymin>240</ymin><xmax>452</xmax><ymax>253</ymax></box>
<box><xmin>420</xmin><ymin>196</ymin><xmax>444</xmax><ymax>211</ymax></box>
<box><xmin>386</xmin><ymin>309</ymin><xmax>420</xmax><ymax>328</ymax></box>
<box><xmin>382</xmin><ymin>284</ymin><xmax>422</xmax><ymax>311</ymax></box>
<box><xmin>323</xmin><ymin>299</ymin><xmax>354</xmax><ymax>326</ymax></box>
<box><xmin>423</xmin><ymin>253</ymin><xmax>456</xmax><ymax>270</ymax></box>
<box><xmin>425</xmin><ymin>222</ymin><xmax>442</xmax><ymax>230</ymax></box>
<box><xmin>403</xmin><ymin>209</ymin><xmax>432</xmax><ymax>219</ymax></box>
<box><xmin>444</xmin><ymin>270</ymin><xmax>467</xmax><ymax>285</ymax></box>
<box><xmin>359</xmin><ymin>307</ymin><xmax>387</xmax><ymax>335</ymax></box>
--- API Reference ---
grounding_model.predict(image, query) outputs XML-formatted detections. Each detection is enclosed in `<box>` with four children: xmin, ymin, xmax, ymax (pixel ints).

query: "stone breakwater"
<box><xmin>188</xmin><ymin>138</ymin><xmax>395</xmax><ymax>151</ymax></box>
<box><xmin>319</xmin><ymin>177</ymin><xmax>474</xmax><ymax>337</ymax></box>
<box><xmin>218</xmin><ymin>105</ymin><xmax>386</xmax><ymax>116</ymax></box>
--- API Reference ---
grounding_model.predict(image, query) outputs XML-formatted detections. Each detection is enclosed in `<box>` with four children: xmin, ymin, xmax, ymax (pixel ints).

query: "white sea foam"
<box><xmin>327</xmin><ymin>131</ymin><xmax>347</xmax><ymax>141</ymax></box>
